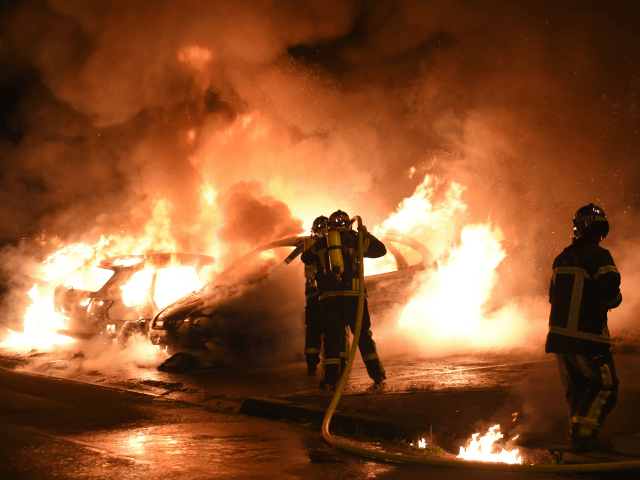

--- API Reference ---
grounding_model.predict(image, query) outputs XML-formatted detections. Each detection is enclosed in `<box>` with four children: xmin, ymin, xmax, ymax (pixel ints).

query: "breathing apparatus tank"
<box><xmin>326</xmin><ymin>210</ymin><xmax>351</xmax><ymax>279</ymax></box>
<box><xmin>327</xmin><ymin>230</ymin><xmax>345</xmax><ymax>278</ymax></box>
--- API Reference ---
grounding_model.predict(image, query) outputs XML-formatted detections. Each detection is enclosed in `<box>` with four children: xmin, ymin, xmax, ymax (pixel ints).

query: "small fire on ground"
<box><xmin>457</xmin><ymin>424</ymin><xmax>522</xmax><ymax>464</ymax></box>
<box><xmin>410</xmin><ymin>438</ymin><xmax>428</xmax><ymax>448</ymax></box>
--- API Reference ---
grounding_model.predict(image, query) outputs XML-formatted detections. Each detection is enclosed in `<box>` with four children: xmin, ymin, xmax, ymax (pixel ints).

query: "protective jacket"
<box><xmin>303</xmin><ymin>237</ymin><xmax>321</xmax><ymax>300</ymax></box>
<box><xmin>546</xmin><ymin>237</ymin><xmax>622</xmax><ymax>356</ymax></box>
<box><xmin>302</xmin><ymin>236</ymin><xmax>351</xmax><ymax>374</ymax></box>
<box><xmin>301</xmin><ymin>230</ymin><xmax>386</xmax><ymax>299</ymax></box>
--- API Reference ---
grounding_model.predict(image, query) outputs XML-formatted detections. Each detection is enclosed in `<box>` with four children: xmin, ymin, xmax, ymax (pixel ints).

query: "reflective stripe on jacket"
<box><xmin>546</xmin><ymin>238</ymin><xmax>622</xmax><ymax>355</ymax></box>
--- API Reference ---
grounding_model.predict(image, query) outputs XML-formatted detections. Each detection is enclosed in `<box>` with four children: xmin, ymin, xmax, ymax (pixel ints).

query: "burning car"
<box><xmin>149</xmin><ymin>232</ymin><xmax>432</xmax><ymax>361</ymax></box>
<box><xmin>53</xmin><ymin>253</ymin><xmax>217</xmax><ymax>340</ymax></box>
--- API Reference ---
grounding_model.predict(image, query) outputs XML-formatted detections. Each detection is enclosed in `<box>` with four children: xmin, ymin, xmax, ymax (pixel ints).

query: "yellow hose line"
<box><xmin>320</xmin><ymin>218</ymin><xmax>640</xmax><ymax>473</ymax></box>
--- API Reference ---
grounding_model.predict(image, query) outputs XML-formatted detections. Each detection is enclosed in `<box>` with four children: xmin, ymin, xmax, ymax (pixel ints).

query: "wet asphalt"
<box><xmin>1</xmin><ymin>345</ymin><xmax>640</xmax><ymax>478</ymax></box>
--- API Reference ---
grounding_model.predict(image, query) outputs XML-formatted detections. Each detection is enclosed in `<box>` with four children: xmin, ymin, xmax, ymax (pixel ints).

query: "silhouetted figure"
<box><xmin>303</xmin><ymin>216</ymin><xmax>328</xmax><ymax>374</ymax></box>
<box><xmin>546</xmin><ymin>203</ymin><xmax>622</xmax><ymax>452</ymax></box>
<box><xmin>302</xmin><ymin>215</ymin><xmax>350</xmax><ymax>375</ymax></box>
<box><xmin>302</xmin><ymin>210</ymin><xmax>386</xmax><ymax>390</ymax></box>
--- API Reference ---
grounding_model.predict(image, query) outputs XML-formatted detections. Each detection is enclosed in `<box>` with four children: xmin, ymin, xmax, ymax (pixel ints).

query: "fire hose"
<box><xmin>320</xmin><ymin>216</ymin><xmax>640</xmax><ymax>473</ymax></box>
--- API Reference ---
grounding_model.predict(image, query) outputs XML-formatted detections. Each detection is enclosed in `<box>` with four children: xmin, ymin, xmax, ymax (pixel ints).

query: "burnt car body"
<box><xmin>53</xmin><ymin>253</ymin><xmax>216</xmax><ymax>340</ymax></box>
<box><xmin>149</xmin><ymin>232</ymin><xmax>432</xmax><ymax>359</ymax></box>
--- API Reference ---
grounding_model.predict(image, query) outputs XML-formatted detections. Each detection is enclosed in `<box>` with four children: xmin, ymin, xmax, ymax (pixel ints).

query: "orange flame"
<box><xmin>2</xmin><ymin>284</ymin><xmax>76</xmax><ymax>349</ymax></box>
<box><xmin>457</xmin><ymin>425</ymin><xmax>522</xmax><ymax>464</ymax></box>
<box><xmin>397</xmin><ymin>223</ymin><xmax>506</xmax><ymax>343</ymax></box>
<box><xmin>380</xmin><ymin>174</ymin><xmax>467</xmax><ymax>256</ymax></box>
<box><xmin>121</xmin><ymin>268</ymin><xmax>154</xmax><ymax>308</ymax></box>
<box><xmin>1</xmin><ymin>196</ymin><xmax>217</xmax><ymax>351</ymax></box>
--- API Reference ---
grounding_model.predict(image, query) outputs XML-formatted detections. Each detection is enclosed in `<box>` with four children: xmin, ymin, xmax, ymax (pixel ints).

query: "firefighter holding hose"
<box><xmin>546</xmin><ymin>203</ymin><xmax>622</xmax><ymax>452</ymax></box>
<box><xmin>302</xmin><ymin>210</ymin><xmax>387</xmax><ymax>390</ymax></box>
<box><xmin>303</xmin><ymin>215</ymin><xmax>350</xmax><ymax>375</ymax></box>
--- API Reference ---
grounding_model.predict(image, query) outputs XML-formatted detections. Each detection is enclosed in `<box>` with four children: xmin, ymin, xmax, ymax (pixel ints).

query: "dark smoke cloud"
<box><xmin>217</xmin><ymin>181</ymin><xmax>304</xmax><ymax>248</ymax></box>
<box><xmin>0</xmin><ymin>0</ymin><xmax>357</xmax><ymax>247</ymax></box>
<box><xmin>2</xmin><ymin>0</ymin><xmax>640</xmax><ymax>338</ymax></box>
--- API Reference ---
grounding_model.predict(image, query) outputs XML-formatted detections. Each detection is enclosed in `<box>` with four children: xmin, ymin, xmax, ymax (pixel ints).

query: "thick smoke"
<box><xmin>216</xmin><ymin>181</ymin><xmax>304</xmax><ymax>254</ymax></box>
<box><xmin>2</xmin><ymin>0</ymin><xmax>640</xmax><ymax>351</ymax></box>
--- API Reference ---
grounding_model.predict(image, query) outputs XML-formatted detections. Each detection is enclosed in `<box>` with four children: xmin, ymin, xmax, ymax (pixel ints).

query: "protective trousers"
<box><xmin>304</xmin><ymin>296</ymin><xmax>323</xmax><ymax>370</ymax></box>
<box><xmin>555</xmin><ymin>353</ymin><xmax>618</xmax><ymax>441</ymax></box>
<box><xmin>304</xmin><ymin>296</ymin><xmax>350</xmax><ymax>372</ymax></box>
<box><xmin>320</xmin><ymin>296</ymin><xmax>385</xmax><ymax>385</ymax></box>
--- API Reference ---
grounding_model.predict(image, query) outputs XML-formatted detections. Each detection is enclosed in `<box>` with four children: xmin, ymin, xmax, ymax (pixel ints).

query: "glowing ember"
<box><xmin>457</xmin><ymin>425</ymin><xmax>522</xmax><ymax>464</ymax></box>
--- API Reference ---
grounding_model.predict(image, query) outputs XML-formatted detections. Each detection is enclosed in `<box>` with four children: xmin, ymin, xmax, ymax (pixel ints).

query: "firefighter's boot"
<box><xmin>363</xmin><ymin>353</ymin><xmax>386</xmax><ymax>385</ymax></box>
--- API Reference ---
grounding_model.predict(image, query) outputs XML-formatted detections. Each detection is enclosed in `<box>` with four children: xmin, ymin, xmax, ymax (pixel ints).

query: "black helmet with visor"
<box><xmin>573</xmin><ymin>203</ymin><xmax>609</xmax><ymax>241</ymax></box>
<box><xmin>311</xmin><ymin>216</ymin><xmax>328</xmax><ymax>236</ymax></box>
<box><xmin>328</xmin><ymin>210</ymin><xmax>352</xmax><ymax>231</ymax></box>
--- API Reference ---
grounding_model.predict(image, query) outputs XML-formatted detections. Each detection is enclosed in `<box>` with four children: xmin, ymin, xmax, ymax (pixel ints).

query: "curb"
<box><xmin>240</xmin><ymin>397</ymin><xmax>435</xmax><ymax>442</ymax></box>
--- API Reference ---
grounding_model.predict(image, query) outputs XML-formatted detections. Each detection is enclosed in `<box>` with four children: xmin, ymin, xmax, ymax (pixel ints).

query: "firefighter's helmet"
<box><xmin>328</xmin><ymin>210</ymin><xmax>352</xmax><ymax>231</ymax></box>
<box><xmin>573</xmin><ymin>203</ymin><xmax>609</xmax><ymax>240</ymax></box>
<box><xmin>311</xmin><ymin>216</ymin><xmax>328</xmax><ymax>236</ymax></box>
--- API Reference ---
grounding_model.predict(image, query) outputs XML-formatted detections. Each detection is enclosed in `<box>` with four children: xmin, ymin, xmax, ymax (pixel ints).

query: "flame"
<box><xmin>202</xmin><ymin>185</ymin><xmax>217</xmax><ymax>206</ymax></box>
<box><xmin>457</xmin><ymin>425</ymin><xmax>522</xmax><ymax>464</ymax></box>
<box><xmin>1</xmin><ymin>195</ymin><xmax>218</xmax><ymax>351</ymax></box>
<box><xmin>363</xmin><ymin>248</ymin><xmax>401</xmax><ymax>275</ymax></box>
<box><xmin>363</xmin><ymin>174</ymin><xmax>468</xmax><ymax>276</ymax></box>
<box><xmin>154</xmin><ymin>265</ymin><xmax>207</xmax><ymax>309</ymax></box>
<box><xmin>1</xmin><ymin>242</ymin><xmax>101</xmax><ymax>348</ymax></box>
<box><xmin>101</xmin><ymin>199</ymin><xmax>178</xmax><ymax>257</ymax></box>
<box><xmin>112</xmin><ymin>256</ymin><xmax>145</xmax><ymax>267</ymax></box>
<box><xmin>409</xmin><ymin>438</ymin><xmax>428</xmax><ymax>448</ymax></box>
<box><xmin>121</xmin><ymin>268</ymin><xmax>154</xmax><ymax>308</ymax></box>
<box><xmin>397</xmin><ymin>223</ymin><xmax>505</xmax><ymax>343</ymax></box>
<box><xmin>380</xmin><ymin>174</ymin><xmax>467</xmax><ymax>258</ymax></box>
<box><xmin>2</xmin><ymin>284</ymin><xmax>76</xmax><ymax>349</ymax></box>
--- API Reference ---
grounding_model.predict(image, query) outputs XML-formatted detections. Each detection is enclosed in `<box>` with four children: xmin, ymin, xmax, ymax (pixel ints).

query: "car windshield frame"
<box><xmin>204</xmin><ymin>232</ymin><xmax>431</xmax><ymax>291</ymax></box>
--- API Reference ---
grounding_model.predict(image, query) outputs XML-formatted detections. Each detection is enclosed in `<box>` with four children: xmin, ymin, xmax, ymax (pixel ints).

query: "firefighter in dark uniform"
<box><xmin>303</xmin><ymin>216</ymin><xmax>350</xmax><ymax>374</ymax></box>
<box><xmin>303</xmin><ymin>216</ymin><xmax>328</xmax><ymax>374</ymax></box>
<box><xmin>302</xmin><ymin>210</ymin><xmax>387</xmax><ymax>390</ymax></box>
<box><xmin>546</xmin><ymin>203</ymin><xmax>622</xmax><ymax>452</ymax></box>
